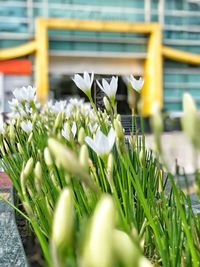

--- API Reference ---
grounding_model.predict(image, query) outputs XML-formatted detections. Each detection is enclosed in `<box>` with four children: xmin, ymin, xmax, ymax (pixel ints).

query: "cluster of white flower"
<box><xmin>72</xmin><ymin>72</ymin><xmax>144</xmax><ymax>102</ymax></box>
<box><xmin>41</xmin><ymin>97</ymin><xmax>94</xmax><ymax>120</ymax></box>
<box><xmin>8</xmin><ymin>86</ymin><xmax>39</xmax><ymax>119</ymax></box>
<box><xmin>6</xmin><ymin>72</ymin><xmax>144</xmax><ymax>140</ymax></box>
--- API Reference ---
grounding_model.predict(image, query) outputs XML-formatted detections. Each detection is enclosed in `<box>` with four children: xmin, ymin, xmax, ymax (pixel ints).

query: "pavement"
<box><xmin>0</xmin><ymin>173</ymin><xmax>28</xmax><ymax>267</ymax></box>
<box><xmin>145</xmin><ymin>131</ymin><xmax>200</xmax><ymax>174</ymax></box>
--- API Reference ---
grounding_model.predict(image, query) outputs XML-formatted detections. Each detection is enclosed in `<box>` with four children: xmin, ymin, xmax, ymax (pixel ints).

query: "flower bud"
<box><xmin>48</xmin><ymin>138</ymin><xmax>97</xmax><ymax>191</ymax></box>
<box><xmin>138</xmin><ymin>257</ymin><xmax>153</xmax><ymax>267</ymax></box>
<box><xmin>127</xmin><ymin>89</ymin><xmax>137</xmax><ymax>111</ymax></box>
<box><xmin>45</xmin><ymin>196</ymin><xmax>53</xmax><ymax>219</ymax></box>
<box><xmin>113</xmin><ymin>230</ymin><xmax>140</xmax><ymax>267</ymax></box>
<box><xmin>9</xmin><ymin>124</ymin><xmax>15</xmax><ymax>142</ymax></box>
<box><xmin>116</xmin><ymin>114</ymin><xmax>121</xmax><ymax>121</ymax></box>
<box><xmin>44</xmin><ymin>147</ymin><xmax>53</xmax><ymax>167</ymax></box>
<box><xmin>52</xmin><ymin>188</ymin><xmax>74</xmax><ymax>251</ymax></box>
<box><xmin>107</xmin><ymin>153</ymin><xmax>114</xmax><ymax>183</ymax></box>
<box><xmin>114</xmin><ymin>119</ymin><xmax>124</xmax><ymax>140</ymax></box>
<box><xmin>82</xmin><ymin>195</ymin><xmax>115</xmax><ymax>267</ymax></box>
<box><xmin>139</xmin><ymin>149</ymin><xmax>145</xmax><ymax>166</ymax></box>
<box><xmin>3</xmin><ymin>140</ymin><xmax>10</xmax><ymax>154</ymax></box>
<box><xmin>48</xmin><ymin>138</ymin><xmax>82</xmax><ymax>175</ymax></box>
<box><xmin>17</xmin><ymin>143</ymin><xmax>24</xmax><ymax>155</ymax></box>
<box><xmin>34</xmin><ymin>161</ymin><xmax>42</xmax><ymax>193</ymax></box>
<box><xmin>103</xmin><ymin>96</ymin><xmax>111</xmax><ymax>113</ymax></box>
<box><xmin>23</xmin><ymin>201</ymin><xmax>33</xmax><ymax>217</ymax></box>
<box><xmin>28</xmin><ymin>132</ymin><xmax>33</xmax><ymax>144</ymax></box>
<box><xmin>78</xmin><ymin>127</ymin><xmax>86</xmax><ymax>145</ymax></box>
<box><xmin>51</xmin><ymin>173</ymin><xmax>61</xmax><ymax>192</ymax></box>
<box><xmin>27</xmin><ymin>183</ymin><xmax>34</xmax><ymax>199</ymax></box>
<box><xmin>182</xmin><ymin>93</ymin><xmax>200</xmax><ymax>149</ymax></box>
<box><xmin>20</xmin><ymin>171</ymin><xmax>27</xmax><ymax>196</ymax></box>
<box><xmin>23</xmin><ymin>157</ymin><xmax>34</xmax><ymax>178</ymax></box>
<box><xmin>54</xmin><ymin>112</ymin><xmax>63</xmax><ymax>130</ymax></box>
<box><xmin>79</xmin><ymin>144</ymin><xmax>89</xmax><ymax>172</ymax></box>
<box><xmin>150</xmin><ymin>104</ymin><xmax>163</xmax><ymax>136</ymax></box>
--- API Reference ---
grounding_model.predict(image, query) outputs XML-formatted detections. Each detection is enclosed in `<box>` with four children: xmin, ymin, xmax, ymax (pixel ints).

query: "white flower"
<box><xmin>85</xmin><ymin>128</ymin><xmax>115</xmax><ymax>157</ymax></box>
<box><xmin>124</xmin><ymin>75</ymin><xmax>144</xmax><ymax>93</ymax></box>
<box><xmin>69</xmin><ymin>98</ymin><xmax>84</xmax><ymax>106</ymax></box>
<box><xmin>7</xmin><ymin>112</ymin><xmax>21</xmax><ymax>120</ymax></box>
<box><xmin>62</xmin><ymin>122</ymin><xmax>77</xmax><ymax>141</ymax></box>
<box><xmin>8</xmin><ymin>98</ymin><xmax>20</xmax><ymax>111</ymax></box>
<box><xmin>53</xmin><ymin>100</ymin><xmax>67</xmax><ymax>114</ymax></box>
<box><xmin>96</xmin><ymin>76</ymin><xmax>118</xmax><ymax>99</ymax></box>
<box><xmin>24</xmin><ymin>86</ymin><xmax>36</xmax><ymax>102</ymax></box>
<box><xmin>88</xmin><ymin>122</ymin><xmax>99</xmax><ymax>134</ymax></box>
<box><xmin>21</xmin><ymin>120</ymin><xmax>33</xmax><ymax>133</ymax></box>
<box><xmin>13</xmin><ymin>86</ymin><xmax>36</xmax><ymax>102</ymax></box>
<box><xmin>81</xmin><ymin>103</ymin><xmax>92</xmax><ymax>116</ymax></box>
<box><xmin>72</xmin><ymin>72</ymin><xmax>94</xmax><ymax>96</ymax></box>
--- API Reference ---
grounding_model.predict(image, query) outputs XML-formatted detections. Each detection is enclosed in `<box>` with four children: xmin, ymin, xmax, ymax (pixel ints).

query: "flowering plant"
<box><xmin>0</xmin><ymin>73</ymin><xmax>199</xmax><ymax>267</ymax></box>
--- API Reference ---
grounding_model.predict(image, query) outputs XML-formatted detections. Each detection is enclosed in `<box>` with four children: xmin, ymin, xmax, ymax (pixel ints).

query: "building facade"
<box><xmin>0</xmin><ymin>0</ymin><xmax>200</xmax><ymax>113</ymax></box>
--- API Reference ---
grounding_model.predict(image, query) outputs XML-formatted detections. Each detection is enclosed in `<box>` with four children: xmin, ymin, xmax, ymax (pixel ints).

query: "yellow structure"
<box><xmin>0</xmin><ymin>18</ymin><xmax>200</xmax><ymax>116</ymax></box>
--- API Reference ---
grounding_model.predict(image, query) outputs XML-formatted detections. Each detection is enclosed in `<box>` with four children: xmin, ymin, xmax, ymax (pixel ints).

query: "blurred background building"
<box><xmin>0</xmin><ymin>0</ymin><xmax>200</xmax><ymax>114</ymax></box>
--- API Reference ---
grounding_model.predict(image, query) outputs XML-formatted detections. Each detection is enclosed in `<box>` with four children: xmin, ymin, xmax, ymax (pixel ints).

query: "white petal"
<box><xmin>102</xmin><ymin>79</ymin><xmax>111</xmax><ymax>95</ymax></box>
<box><xmin>110</xmin><ymin>76</ymin><xmax>118</xmax><ymax>97</ymax></box>
<box><xmin>62</xmin><ymin>129</ymin><xmax>70</xmax><ymax>141</ymax></box>
<box><xmin>95</xmin><ymin>128</ymin><xmax>104</xmax><ymax>144</ymax></box>
<box><xmin>85</xmin><ymin>136</ymin><xmax>98</xmax><ymax>154</ymax></box>
<box><xmin>130</xmin><ymin>76</ymin><xmax>144</xmax><ymax>92</ymax></box>
<box><xmin>84</xmin><ymin>72</ymin><xmax>91</xmax><ymax>88</ymax></box>
<box><xmin>90</xmin><ymin>72</ymin><xmax>94</xmax><ymax>87</ymax></box>
<box><xmin>96</xmin><ymin>80</ymin><xmax>105</xmax><ymax>93</ymax></box>
<box><xmin>108</xmin><ymin>127</ymin><xmax>116</xmax><ymax>150</ymax></box>
<box><xmin>73</xmin><ymin>74</ymin><xmax>87</xmax><ymax>92</ymax></box>
<box><xmin>71</xmin><ymin>122</ymin><xmax>77</xmax><ymax>137</ymax></box>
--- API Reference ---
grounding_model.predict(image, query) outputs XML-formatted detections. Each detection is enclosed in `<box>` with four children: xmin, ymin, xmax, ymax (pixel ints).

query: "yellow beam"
<box><xmin>0</xmin><ymin>41</ymin><xmax>37</xmax><ymax>60</ymax></box>
<box><xmin>162</xmin><ymin>46</ymin><xmax>200</xmax><ymax>65</ymax></box>
<box><xmin>45</xmin><ymin>18</ymin><xmax>158</xmax><ymax>33</ymax></box>
<box><xmin>35</xmin><ymin>19</ymin><xmax>49</xmax><ymax>104</ymax></box>
<box><xmin>142</xmin><ymin>25</ymin><xmax>163</xmax><ymax>116</ymax></box>
<box><xmin>35</xmin><ymin>18</ymin><xmax>163</xmax><ymax>115</ymax></box>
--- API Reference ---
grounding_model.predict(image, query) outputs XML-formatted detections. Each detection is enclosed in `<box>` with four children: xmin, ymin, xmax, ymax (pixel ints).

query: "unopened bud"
<box><xmin>182</xmin><ymin>93</ymin><xmax>200</xmax><ymax>149</ymax></box>
<box><xmin>113</xmin><ymin>230</ymin><xmax>140</xmax><ymax>267</ymax></box>
<box><xmin>150</xmin><ymin>104</ymin><xmax>163</xmax><ymax>136</ymax></box>
<box><xmin>82</xmin><ymin>195</ymin><xmax>115</xmax><ymax>267</ymax></box>
<box><xmin>52</xmin><ymin>188</ymin><xmax>74</xmax><ymax>251</ymax></box>
<box><xmin>138</xmin><ymin>257</ymin><xmax>153</xmax><ymax>267</ymax></box>
<box><xmin>79</xmin><ymin>144</ymin><xmax>89</xmax><ymax>172</ymax></box>
<box><xmin>9</xmin><ymin>124</ymin><xmax>15</xmax><ymax>142</ymax></box>
<box><xmin>54</xmin><ymin>112</ymin><xmax>63</xmax><ymax>130</ymax></box>
<box><xmin>20</xmin><ymin>171</ymin><xmax>27</xmax><ymax>196</ymax></box>
<box><xmin>3</xmin><ymin>140</ymin><xmax>10</xmax><ymax>153</ymax></box>
<box><xmin>17</xmin><ymin>143</ymin><xmax>24</xmax><ymax>155</ymax></box>
<box><xmin>28</xmin><ymin>132</ymin><xmax>33</xmax><ymax>144</ymax></box>
<box><xmin>107</xmin><ymin>153</ymin><xmax>114</xmax><ymax>183</ymax></box>
<box><xmin>48</xmin><ymin>138</ymin><xmax>95</xmax><ymax>190</ymax></box>
<box><xmin>78</xmin><ymin>127</ymin><xmax>86</xmax><ymax>145</ymax></box>
<box><xmin>114</xmin><ymin>119</ymin><xmax>124</xmax><ymax>139</ymax></box>
<box><xmin>34</xmin><ymin>161</ymin><xmax>42</xmax><ymax>193</ymax></box>
<box><xmin>23</xmin><ymin>158</ymin><xmax>34</xmax><ymax>178</ymax></box>
<box><xmin>44</xmin><ymin>147</ymin><xmax>53</xmax><ymax>167</ymax></box>
<box><xmin>103</xmin><ymin>96</ymin><xmax>111</xmax><ymax>113</ymax></box>
<box><xmin>116</xmin><ymin>114</ymin><xmax>121</xmax><ymax>122</ymax></box>
<box><xmin>23</xmin><ymin>201</ymin><xmax>33</xmax><ymax>217</ymax></box>
<box><xmin>139</xmin><ymin>149</ymin><xmax>145</xmax><ymax>166</ymax></box>
<box><xmin>32</xmin><ymin>113</ymin><xmax>38</xmax><ymax>124</ymax></box>
<box><xmin>45</xmin><ymin>196</ymin><xmax>53</xmax><ymax>219</ymax></box>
